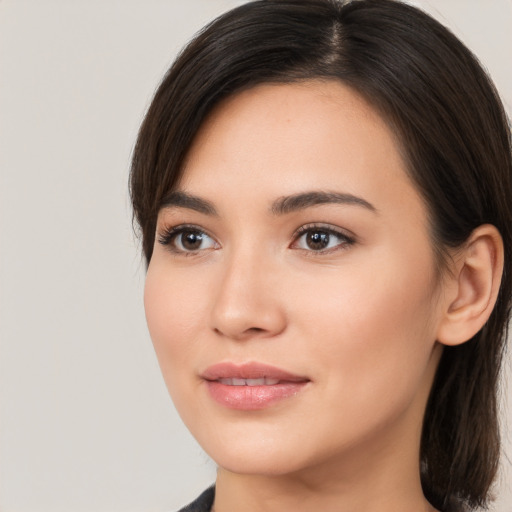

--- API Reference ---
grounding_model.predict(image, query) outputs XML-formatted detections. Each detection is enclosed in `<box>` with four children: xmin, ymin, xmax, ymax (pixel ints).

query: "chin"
<box><xmin>212</xmin><ymin>449</ymin><xmax>305</xmax><ymax>477</ymax></box>
<box><xmin>197</xmin><ymin>430</ymin><xmax>311</xmax><ymax>476</ymax></box>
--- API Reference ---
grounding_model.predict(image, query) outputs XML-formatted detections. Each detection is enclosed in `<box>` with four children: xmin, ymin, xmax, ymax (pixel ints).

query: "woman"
<box><xmin>130</xmin><ymin>0</ymin><xmax>512</xmax><ymax>511</ymax></box>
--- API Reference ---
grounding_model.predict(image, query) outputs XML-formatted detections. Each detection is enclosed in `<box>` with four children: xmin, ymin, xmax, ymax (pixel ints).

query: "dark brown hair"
<box><xmin>130</xmin><ymin>1</ymin><xmax>512</xmax><ymax>510</ymax></box>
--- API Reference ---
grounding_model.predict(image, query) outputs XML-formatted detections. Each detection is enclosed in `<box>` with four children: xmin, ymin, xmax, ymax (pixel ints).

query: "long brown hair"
<box><xmin>130</xmin><ymin>1</ymin><xmax>512</xmax><ymax>509</ymax></box>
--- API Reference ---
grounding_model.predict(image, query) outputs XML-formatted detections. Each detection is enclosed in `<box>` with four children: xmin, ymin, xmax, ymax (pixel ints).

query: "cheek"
<box><xmin>289</xmin><ymin>250</ymin><xmax>439</xmax><ymax>393</ymax></box>
<box><xmin>143</xmin><ymin>262</ymin><xmax>208</xmax><ymax>379</ymax></box>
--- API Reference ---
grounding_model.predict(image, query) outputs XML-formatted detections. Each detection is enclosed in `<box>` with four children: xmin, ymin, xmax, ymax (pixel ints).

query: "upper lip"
<box><xmin>201</xmin><ymin>362</ymin><xmax>309</xmax><ymax>383</ymax></box>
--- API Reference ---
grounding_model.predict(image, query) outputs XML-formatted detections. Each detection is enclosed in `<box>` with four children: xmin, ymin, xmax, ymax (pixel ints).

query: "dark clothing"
<box><xmin>177</xmin><ymin>486</ymin><xmax>215</xmax><ymax>512</ymax></box>
<box><xmin>177</xmin><ymin>485</ymin><xmax>455</xmax><ymax>512</ymax></box>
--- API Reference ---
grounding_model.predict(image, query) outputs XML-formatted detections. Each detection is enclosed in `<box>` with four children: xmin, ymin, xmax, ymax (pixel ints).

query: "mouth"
<box><xmin>201</xmin><ymin>362</ymin><xmax>310</xmax><ymax>410</ymax></box>
<box><xmin>217</xmin><ymin>377</ymin><xmax>281</xmax><ymax>386</ymax></box>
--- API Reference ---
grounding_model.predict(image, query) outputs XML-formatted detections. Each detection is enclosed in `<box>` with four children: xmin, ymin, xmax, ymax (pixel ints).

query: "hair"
<box><xmin>130</xmin><ymin>0</ymin><xmax>512</xmax><ymax>510</ymax></box>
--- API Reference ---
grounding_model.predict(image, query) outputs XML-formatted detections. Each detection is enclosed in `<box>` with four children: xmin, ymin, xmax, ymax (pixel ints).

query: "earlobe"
<box><xmin>436</xmin><ymin>225</ymin><xmax>504</xmax><ymax>346</ymax></box>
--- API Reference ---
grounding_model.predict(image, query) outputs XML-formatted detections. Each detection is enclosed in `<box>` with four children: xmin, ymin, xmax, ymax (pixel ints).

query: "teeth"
<box><xmin>217</xmin><ymin>378</ymin><xmax>281</xmax><ymax>386</ymax></box>
<box><xmin>246</xmin><ymin>378</ymin><xmax>265</xmax><ymax>386</ymax></box>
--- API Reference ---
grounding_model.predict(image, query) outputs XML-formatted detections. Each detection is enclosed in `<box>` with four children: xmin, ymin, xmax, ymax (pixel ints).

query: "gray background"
<box><xmin>1</xmin><ymin>1</ymin><xmax>511</xmax><ymax>510</ymax></box>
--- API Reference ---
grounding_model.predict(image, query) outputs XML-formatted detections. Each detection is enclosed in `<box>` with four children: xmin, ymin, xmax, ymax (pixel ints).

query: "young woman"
<box><xmin>130</xmin><ymin>1</ymin><xmax>512</xmax><ymax>511</ymax></box>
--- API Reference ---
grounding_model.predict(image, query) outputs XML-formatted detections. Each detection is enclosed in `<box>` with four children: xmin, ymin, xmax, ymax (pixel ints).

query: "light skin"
<box><xmin>144</xmin><ymin>81</ymin><xmax>503</xmax><ymax>512</ymax></box>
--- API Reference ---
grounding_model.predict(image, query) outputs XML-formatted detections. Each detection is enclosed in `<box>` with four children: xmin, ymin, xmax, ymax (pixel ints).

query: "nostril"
<box><xmin>213</xmin><ymin>325</ymin><xmax>271</xmax><ymax>339</ymax></box>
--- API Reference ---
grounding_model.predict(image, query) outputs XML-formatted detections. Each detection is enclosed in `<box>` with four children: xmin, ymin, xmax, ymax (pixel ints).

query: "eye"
<box><xmin>291</xmin><ymin>224</ymin><xmax>355</xmax><ymax>252</ymax></box>
<box><xmin>158</xmin><ymin>225</ymin><xmax>218</xmax><ymax>253</ymax></box>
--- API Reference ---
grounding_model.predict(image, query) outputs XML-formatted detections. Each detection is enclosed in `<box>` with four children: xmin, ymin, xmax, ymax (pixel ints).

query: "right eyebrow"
<box><xmin>271</xmin><ymin>190</ymin><xmax>377</xmax><ymax>215</ymax></box>
<box><xmin>159</xmin><ymin>191</ymin><xmax>218</xmax><ymax>216</ymax></box>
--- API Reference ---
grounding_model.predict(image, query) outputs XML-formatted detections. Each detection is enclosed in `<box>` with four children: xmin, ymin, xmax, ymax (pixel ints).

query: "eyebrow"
<box><xmin>160</xmin><ymin>189</ymin><xmax>377</xmax><ymax>216</ymax></box>
<box><xmin>160</xmin><ymin>191</ymin><xmax>218</xmax><ymax>216</ymax></box>
<box><xmin>271</xmin><ymin>191</ymin><xmax>377</xmax><ymax>215</ymax></box>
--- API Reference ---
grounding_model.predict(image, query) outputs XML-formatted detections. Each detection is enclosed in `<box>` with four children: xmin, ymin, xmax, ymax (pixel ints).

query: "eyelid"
<box><xmin>157</xmin><ymin>223</ymin><xmax>219</xmax><ymax>253</ymax></box>
<box><xmin>292</xmin><ymin>222</ymin><xmax>356</xmax><ymax>240</ymax></box>
<box><xmin>290</xmin><ymin>223</ymin><xmax>356</xmax><ymax>252</ymax></box>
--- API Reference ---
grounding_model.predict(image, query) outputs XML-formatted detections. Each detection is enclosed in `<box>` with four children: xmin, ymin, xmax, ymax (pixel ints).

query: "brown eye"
<box><xmin>292</xmin><ymin>225</ymin><xmax>355</xmax><ymax>253</ymax></box>
<box><xmin>179</xmin><ymin>230</ymin><xmax>206</xmax><ymax>251</ymax></box>
<box><xmin>158</xmin><ymin>226</ymin><xmax>217</xmax><ymax>253</ymax></box>
<box><xmin>305</xmin><ymin>231</ymin><xmax>330</xmax><ymax>250</ymax></box>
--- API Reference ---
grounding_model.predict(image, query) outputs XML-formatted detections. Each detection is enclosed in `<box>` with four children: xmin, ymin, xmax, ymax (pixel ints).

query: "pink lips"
<box><xmin>201</xmin><ymin>362</ymin><xmax>310</xmax><ymax>410</ymax></box>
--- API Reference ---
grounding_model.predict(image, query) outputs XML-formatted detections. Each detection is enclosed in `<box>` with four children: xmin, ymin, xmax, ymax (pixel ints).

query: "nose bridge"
<box><xmin>210</xmin><ymin>241</ymin><xmax>285</xmax><ymax>339</ymax></box>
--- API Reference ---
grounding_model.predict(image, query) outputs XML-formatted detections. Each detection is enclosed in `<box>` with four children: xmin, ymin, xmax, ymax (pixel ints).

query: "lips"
<box><xmin>218</xmin><ymin>377</ymin><xmax>280</xmax><ymax>386</ymax></box>
<box><xmin>201</xmin><ymin>362</ymin><xmax>310</xmax><ymax>410</ymax></box>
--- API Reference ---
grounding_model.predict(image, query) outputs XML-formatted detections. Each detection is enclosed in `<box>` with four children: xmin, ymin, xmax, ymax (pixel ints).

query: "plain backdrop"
<box><xmin>1</xmin><ymin>1</ymin><xmax>511</xmax><ymax>511</ymax></box>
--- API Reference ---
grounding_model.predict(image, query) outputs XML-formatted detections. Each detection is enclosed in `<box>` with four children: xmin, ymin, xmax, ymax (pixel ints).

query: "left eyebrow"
<box><xmin>159</xmin><ymin>190</ymin><xmax>218</xmax><ymax>216</ymax></box>
<box><xmin>271</xmin><ymin>190</ymin><xmax>377</xmax><ymax>215</ymax></box>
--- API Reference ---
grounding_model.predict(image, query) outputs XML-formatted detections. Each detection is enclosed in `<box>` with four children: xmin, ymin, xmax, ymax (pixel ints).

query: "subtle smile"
<box><xmin>202</xmin><ymin>362</ymin><xmax>310</xmax><ymax>410</ymax></box>
<box><xmin>218</xmin><ymin>377</ymin><xmax>280</xmax><ymax>386</ymax></box>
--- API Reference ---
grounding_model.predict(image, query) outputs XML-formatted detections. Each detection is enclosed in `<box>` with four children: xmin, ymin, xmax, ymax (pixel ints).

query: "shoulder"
<box><xmin>176</xmin><ymin>486</ymin><xmax>215</xmax><ymax>512</ymax></box>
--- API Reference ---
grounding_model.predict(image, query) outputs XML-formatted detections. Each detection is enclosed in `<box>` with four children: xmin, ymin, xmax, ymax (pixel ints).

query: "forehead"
<box><xmin>177</xmin><ymin>80</ymin><xmax>424</xmax><ymax>222</ymax></box>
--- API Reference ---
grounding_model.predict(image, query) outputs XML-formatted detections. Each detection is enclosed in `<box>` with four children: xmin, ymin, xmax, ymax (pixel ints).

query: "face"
<box><xmin>144</xmin><ymin>81</ymin><xmax>445</xmax><ymax>479</ymax></box>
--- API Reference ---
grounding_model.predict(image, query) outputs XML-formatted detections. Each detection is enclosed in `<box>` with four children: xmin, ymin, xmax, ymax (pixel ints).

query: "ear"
<box><xmin>436</xmin><ymin>224</ymin><xmax>504</xmax><ymax>346</ymax></box>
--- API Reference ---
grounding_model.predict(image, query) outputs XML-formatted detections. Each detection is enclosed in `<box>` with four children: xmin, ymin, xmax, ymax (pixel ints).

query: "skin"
<box><xmin>144</xmin><ymin>81</ymin><xmax>457</xmax><ymax>512</ymax></box>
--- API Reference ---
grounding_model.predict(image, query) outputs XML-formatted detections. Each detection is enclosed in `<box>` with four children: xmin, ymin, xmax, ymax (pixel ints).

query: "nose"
<box><xmin>210</xmin><ymin>248</ymin><xmax>287</xmax><ymax>341</ymax></box>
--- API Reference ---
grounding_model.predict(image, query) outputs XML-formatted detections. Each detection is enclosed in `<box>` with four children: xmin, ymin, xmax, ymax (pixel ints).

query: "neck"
<box><xmin>213</xmin><ymin>446</ymin><xmax>437</xmax><ymax>512</ymax></box>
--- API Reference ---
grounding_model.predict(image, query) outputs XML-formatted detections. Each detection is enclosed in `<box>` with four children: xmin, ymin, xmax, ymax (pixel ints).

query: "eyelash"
<box><xmin>291</xmin><ymin>224</ymin><xmax>356</xmax><ymax>254</ymax></box>
<box><xmin>157</xmin><ymin>224</ymin><xmax>218</xmax><ymax>256</ymax></box>
<box><xmin>157</xmin><ymin>223</ymin><xmax>356</xmax><ymax>255</ymax></box>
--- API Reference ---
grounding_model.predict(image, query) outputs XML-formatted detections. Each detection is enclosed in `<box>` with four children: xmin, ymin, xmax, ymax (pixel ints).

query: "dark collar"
<box><xmin>177</xmin><ymin>486</ymin><xmax>215</xmax><ymax>512</ymax></box>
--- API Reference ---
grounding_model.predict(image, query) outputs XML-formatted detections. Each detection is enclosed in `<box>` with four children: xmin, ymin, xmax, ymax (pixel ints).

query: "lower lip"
<box><xmin>205</xmin><ymin>381</ymin><xmax>308</xmax><ymax>410</ymax></box>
